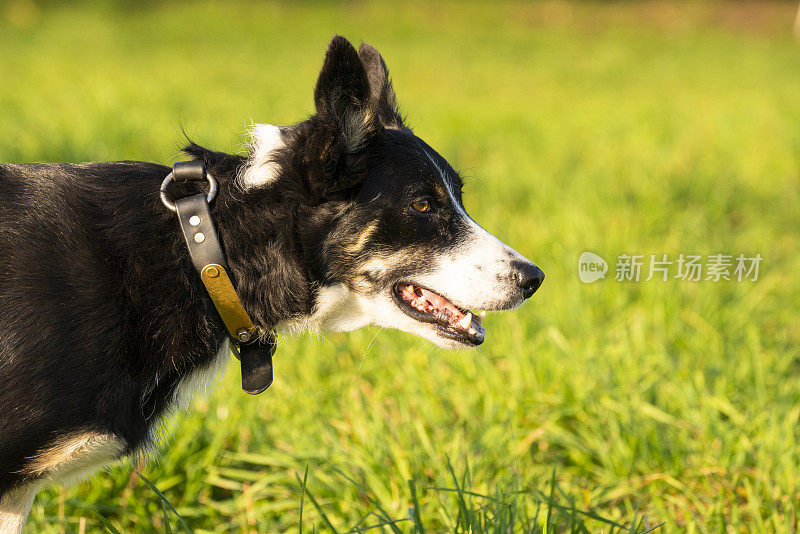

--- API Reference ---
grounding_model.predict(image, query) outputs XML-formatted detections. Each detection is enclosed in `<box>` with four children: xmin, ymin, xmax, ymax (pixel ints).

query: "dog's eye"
<box><xmin>411</xmin><ymin>199</ymin><xmax>431</xmax><ymax>213</ymax></box>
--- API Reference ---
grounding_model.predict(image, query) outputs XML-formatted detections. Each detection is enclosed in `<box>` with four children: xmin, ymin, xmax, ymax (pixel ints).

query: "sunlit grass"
<box><xmin>2</xmin><ymin>1</ymin><xmax>799</xmax><ymax>532</ymax></box>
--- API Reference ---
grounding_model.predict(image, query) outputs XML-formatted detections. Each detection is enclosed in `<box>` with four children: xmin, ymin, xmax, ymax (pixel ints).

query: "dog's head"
<box><xmin>229</xmin><ymin>36</ymin><xmax>543</xmax><ymax>348</ymax></box>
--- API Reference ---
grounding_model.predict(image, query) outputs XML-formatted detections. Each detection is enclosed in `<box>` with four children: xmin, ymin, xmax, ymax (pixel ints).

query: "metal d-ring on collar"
<box><xmin>160</xmin><ymin>160</ymin><xmax>276</xmax><ymax>395</ymax></box>
<box><xmin>159</xmin><ymin>170</ymin><xmax>217</xmax><ymax>212</ymax></box>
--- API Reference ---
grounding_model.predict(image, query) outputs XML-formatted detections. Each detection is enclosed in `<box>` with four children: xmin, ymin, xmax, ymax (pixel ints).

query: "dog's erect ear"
<box><xmin>358</xmin><ymin>43</ymin><xmax>404</xmax><ymax>130</ymax></box>
<box><xmin>314</xmin><ymin>36</ymin><xmax>379</xmax><ymax>154</ymax></box>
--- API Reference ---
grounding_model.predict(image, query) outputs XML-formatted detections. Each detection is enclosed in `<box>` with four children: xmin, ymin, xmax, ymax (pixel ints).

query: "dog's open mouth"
<box><xmin>392</xmin><ymin>283</ymin><xmax>486</xmax><ymax>345</ymax></box>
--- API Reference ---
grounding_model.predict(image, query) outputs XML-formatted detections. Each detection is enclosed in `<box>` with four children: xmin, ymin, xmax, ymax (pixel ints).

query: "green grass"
<box><xmin>2</xmin><ymin>1</ymin><xmax>799</xmax><ymax>532</ymax></box>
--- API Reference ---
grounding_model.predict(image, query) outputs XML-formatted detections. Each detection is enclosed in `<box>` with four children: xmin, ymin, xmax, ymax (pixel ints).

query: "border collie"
<box><xmin>0</xmin><ymin>36</ymin><xmax>543</xmax><ymax>532</ymax></box>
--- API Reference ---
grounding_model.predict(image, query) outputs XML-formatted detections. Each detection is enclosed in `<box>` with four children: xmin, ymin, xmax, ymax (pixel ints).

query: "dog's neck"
<box><xmin>177</xmin><ymin>121</ymin><xmax>366</xmax><ymax>335</ymax></box>
<box><xmin>181</xmin><ymin>130</ymin><xmax>339</xmax><ymax>327</ymax></box>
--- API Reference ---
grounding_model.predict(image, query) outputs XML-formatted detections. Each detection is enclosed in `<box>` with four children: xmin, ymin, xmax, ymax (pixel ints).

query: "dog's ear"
<box><xmin>314</xmin><ymin>35</ymin><xmax>380</xmax><ymax>155</ymax></box>
<box><xmin>358</xmin><ymin>43</ymin><xmax>404</xmax><ymax>130</ymax></box>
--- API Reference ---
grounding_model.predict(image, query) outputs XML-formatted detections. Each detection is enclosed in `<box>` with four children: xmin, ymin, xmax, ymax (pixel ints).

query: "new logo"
<box><xmin>578</xmin><ymin>252</ymin><xmax>608</xmax><ymax>283</ymax></box>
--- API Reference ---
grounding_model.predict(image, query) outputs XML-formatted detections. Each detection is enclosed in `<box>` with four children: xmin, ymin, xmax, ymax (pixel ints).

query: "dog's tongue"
<box><xmin>399</xmin><ymin>283</ymin><xmax>485</xmax><ymax>335</ymax></box>
<box><xmin>416</xmin><ymin>286</ymin><xmax>464</xmax><ymax>320</ymax></box>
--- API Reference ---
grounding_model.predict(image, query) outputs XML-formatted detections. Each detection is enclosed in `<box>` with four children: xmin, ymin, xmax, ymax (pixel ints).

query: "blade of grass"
<box><xmin>298</xmin><ymin>465</ymin><xmax>309</xmax><ymax>534</ymax></box>
<box><xmin>544</xmin><ymin>468</ymin><xmax>557</xmax><ymax>533</ymax></box>
<box><xmin>136</xmin><ymin>471</ymin><xmax>191</xmax><ymax>534</ymax></box>
<box><xmin>162</xmin><ymin>500</ymin><xmax>173</xmax><ymax>534</ymax></box>
<box><xmin>445</xmin><ymin>455</ymin><xmax>472</xmax><ymax>532</ymax></box>
<box><xmin>302</xmin><ymin>485</ymin><xmax>339</xmax><ymax>534</ymax></box>
<box><xmin>343</xmin><ymin>517</ymin><xmax>411</xmax><ymax>533</ymax></box>
<box><xmin>331</xmin><ymin>467</ymin><xmax>402</xmax><ymax>534</ymax></box>
<box><xmin>90</xmin><ymin>508</ymin><xmax>122</xmax><ymax>534</ymax></box>
<box><xmin>408</xmin><ymin>478</ymin><xmax>425</xmax><ymax>534</ymax></box>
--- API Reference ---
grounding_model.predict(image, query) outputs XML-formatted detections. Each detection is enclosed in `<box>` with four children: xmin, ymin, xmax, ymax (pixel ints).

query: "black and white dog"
<box><xmin>0</xmin><ymin>36</ymin><xmax>543</xmax><ymax>531</ymax></box>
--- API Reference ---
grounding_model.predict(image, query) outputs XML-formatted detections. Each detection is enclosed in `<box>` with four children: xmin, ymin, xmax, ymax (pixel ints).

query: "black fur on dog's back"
<box><xmin>0</xmin><ymin>160</ymin><xmax>216</xmax><ymax>493</ymax></box>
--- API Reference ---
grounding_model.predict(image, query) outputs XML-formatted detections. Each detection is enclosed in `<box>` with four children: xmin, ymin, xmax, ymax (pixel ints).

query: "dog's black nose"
<box><xmin>513</xmin><ymin>261</ymin><xmax>544</xmax><ymax>299</ymax></box>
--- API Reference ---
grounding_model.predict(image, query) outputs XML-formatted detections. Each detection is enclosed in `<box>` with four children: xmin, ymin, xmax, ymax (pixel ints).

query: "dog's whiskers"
<box><xmin>357</xmin><ymin>327</ymin><xmax>384</xmax><ymax>373</ymax></box>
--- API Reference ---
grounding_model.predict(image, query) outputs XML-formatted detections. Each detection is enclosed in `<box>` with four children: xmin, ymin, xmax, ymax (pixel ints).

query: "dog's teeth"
<box><xmin>459</xmin><ymin>313</ymin><xmax>472</xmax><ymax>330</ymax></box>
<box><xmin>479</xmin><ymin>310</ymin><xmax>486</xmax><ymax>319</ymax></box>
<box><xmin>468</xmin><ymin>327</ymin><xmax>477</xmax><ymax>335</ymax></box>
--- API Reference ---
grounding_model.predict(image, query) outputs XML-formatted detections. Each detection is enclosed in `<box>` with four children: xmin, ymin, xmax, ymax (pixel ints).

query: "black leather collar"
<box><xmin>162</xmin><ymin>161</ymin><xmax>275</xmax><ymax>394</ymax></box>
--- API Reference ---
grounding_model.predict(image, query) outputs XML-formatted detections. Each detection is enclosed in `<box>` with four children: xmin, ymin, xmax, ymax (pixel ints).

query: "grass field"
<box><xmin>2</xmin><ymin>1</ymin><xmax>800</xmax><ymax>532</ymax></box>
